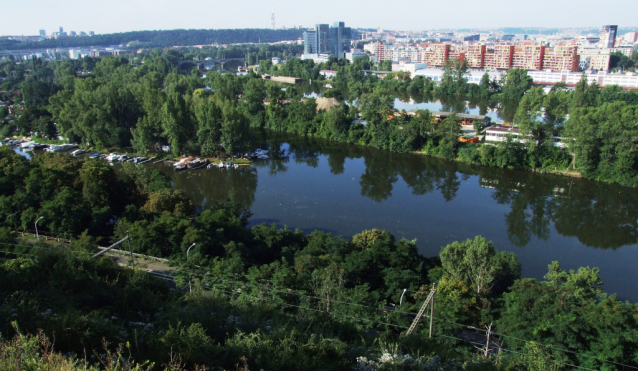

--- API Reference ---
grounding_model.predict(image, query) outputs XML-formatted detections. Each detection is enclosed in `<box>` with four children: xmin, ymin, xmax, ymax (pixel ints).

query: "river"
<box><xmin>12</xmin><ymin>135</ymin><xmax>638</xmax><ymax>300</ymax></box>
<box><xmin>124</xmin><ymin>133</ymin><xmax>638</xmax><ymax>301</ymax></box>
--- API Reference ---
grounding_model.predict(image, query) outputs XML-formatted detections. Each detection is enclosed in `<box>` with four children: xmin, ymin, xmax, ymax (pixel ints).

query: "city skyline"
<box><xmin>1</xmin><ymin>0</ymin><xmax>637</xmax><ymax>36</ymax></box>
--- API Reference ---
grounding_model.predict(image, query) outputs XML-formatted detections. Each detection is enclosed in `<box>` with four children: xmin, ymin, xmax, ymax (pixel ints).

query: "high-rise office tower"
<box><xmin>39</xmin><ymin>30</ymin><xmax>46</xmax><ymax>37</ymax></box>
<box><xmin>600</xmin><ymin>25</ymin><xmax>618</xmax><ymax>48</ymax></box>
<box><xmin>303</xmin><ymin>22</ymin><xmax>351</xmax><ymax>58</ymax></box>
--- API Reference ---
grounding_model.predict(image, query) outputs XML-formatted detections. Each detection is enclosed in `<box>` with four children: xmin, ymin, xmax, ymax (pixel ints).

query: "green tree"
<box><xmin>436</xmin><ymin>114</ymin><xmax>462</xmax><ymax>157</ymax></box>
<box><xmin>501</xmin><ymin>69</ymin><xmax>533</xmax><ymax>100</ymax></box>
<box><xmin>570</xmin><ymin>74</ymin><xmax>600</xmax><ymax>112</ymax></box>
<box><xmin>161</xmin><ymin>92</ymin><xmax>192</xmax><ymax>155</ymax></box>
<box><xmin>194</xmin><ymin>97</ymin><xmax>223</xmax><ymax>156</ymax></box>
<box><xmin>439</xmin><ymin>236</ymin><xmax>520</xmax><ymax>296</ymax></box>
<box><xmin>219</xmin><ymin>99</ymin><xmax>248</xmax><ymax>157</ymax></box>
<box><xmin>438</xmin><ymin>58</ymin><xmax>469</xmax><ymax>95</ymax></box>
<box><xmin>515</xmin><ymin>87</ymin><xmax>548</xmax><ymax>150</ymax></box>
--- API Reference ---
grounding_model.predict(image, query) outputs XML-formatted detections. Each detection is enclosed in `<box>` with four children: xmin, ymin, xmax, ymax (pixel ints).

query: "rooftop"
<box><xmin>486</xmin><ymin>125</ymin><xmax>520</xmax><ymax>134</ymax></box>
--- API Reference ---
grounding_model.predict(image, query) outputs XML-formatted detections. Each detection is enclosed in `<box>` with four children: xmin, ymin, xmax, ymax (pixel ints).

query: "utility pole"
<box><xmin>429</xmin><ymin>284</ymin><xmax>435</xmax><ymax>338</ymax></box>
<box><xmin>271</xmin><ymin>4</ymin><xmax>275</xmax><ymax>30</ymax></box>
<box><xmin>126</xmin><ymin>230</ymin><xmax>134</xmax><ymax>268</ymax></box>
<box><xmin>405</xmin><ymin>283</ymin><xmax>436</xmax><ymax>337</ymax></box>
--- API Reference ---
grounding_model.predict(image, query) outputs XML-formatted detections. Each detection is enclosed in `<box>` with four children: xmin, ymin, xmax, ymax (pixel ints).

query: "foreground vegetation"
<box><xmin>0</xmin><ymin>147</ymin><xmax>637</xmax><ymax>370</ymax></box>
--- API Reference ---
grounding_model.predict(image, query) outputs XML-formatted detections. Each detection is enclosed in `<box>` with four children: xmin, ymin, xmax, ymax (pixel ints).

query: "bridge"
<box><xmin>177</xmin><ymin>58</ymin><xmax>245</xmax><ymax>68</ymax></box>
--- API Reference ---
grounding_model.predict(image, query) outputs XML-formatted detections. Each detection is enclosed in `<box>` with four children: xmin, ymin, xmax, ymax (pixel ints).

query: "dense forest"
<box><xmin>0</xmin><ymin>28</ymin><xmax>305</xmax><ymax>50</ymax></box>
<box><xmin>2</xmin><ymin>146</ymin><xmax>638</xmax><ymax>370</ymax></box>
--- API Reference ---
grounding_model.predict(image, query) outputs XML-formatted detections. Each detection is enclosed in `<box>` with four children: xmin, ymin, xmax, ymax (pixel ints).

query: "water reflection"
<box><xmin>17</xmin><ymin>137</ymin><xmax>638</xmax><ymax>251</ymax></box>
<box><xmin>551</xmin><ymin>185</ymin><xmax>638</xmax><ymax>249</ymax></box>
<box><xmin>168</xmin><ymin>163</ymin><xmax>258</xmax><ymax>210</ymax></box>
<box><xmin>241</xmin><ymin>134</ymin><xmax>638</xmax><ymax>251</ymax></box>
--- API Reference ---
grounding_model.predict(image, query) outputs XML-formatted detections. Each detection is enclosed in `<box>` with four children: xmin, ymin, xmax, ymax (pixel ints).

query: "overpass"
<box><xmin>177</xmin><ymin>58</ymin><xmax>245</xmax><ymax>68</ymax></box>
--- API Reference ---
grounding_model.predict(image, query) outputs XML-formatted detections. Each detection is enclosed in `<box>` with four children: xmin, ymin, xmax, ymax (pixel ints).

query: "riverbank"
<box><xmin>415</xmin><ymin>146</ymin><xmax>584</xmax><ymax>179</ymax></box>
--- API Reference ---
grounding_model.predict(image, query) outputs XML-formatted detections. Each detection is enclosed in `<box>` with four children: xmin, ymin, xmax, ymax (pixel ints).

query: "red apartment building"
<box><xmin>542</xmin><ymin>46</ymin><xmax>579</xmax><ymax>72</ymax></box>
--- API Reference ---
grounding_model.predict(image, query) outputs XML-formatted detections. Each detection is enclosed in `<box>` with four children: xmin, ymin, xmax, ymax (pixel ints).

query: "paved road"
<box><xmin>14</xmin><ymin>238</ymin><xmax>176</xmax><ymax>277</ymax></box>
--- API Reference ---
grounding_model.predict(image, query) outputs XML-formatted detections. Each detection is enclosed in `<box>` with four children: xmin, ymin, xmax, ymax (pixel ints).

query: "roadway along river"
<box><xmin>133</xmin><ymin>133</ymin><xmax>638</xmax><ymax>302</ymax></box>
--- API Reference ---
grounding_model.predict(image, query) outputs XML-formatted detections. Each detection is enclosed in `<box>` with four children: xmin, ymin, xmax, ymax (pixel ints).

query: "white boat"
<box><xmin>20</xmin><ymin>141</ymin><xmax>35</xmax><ymax>149</ymax></box>
<box><xmin>174</xmin><ymin>157</ymin><xmax>195</xmax><ymax>170</ymax></box>
<box><xmin>217</xmin><ymin>161</ymin><xmax>225</xmax><ymax>169</ymax></box>
<box><xmin>71</xmin><ymin>149</ymin><xmax>85</xmax><ymax>156</ymax></box>
<box><xmin>47</xmin><ymin>144</ymin><xmax>77</xmax><ymax>153</ymax></box>
<box><xmin>105</xmin><ymin>153</ymin><xmax>121</xmax><ymax>162</ymax></box>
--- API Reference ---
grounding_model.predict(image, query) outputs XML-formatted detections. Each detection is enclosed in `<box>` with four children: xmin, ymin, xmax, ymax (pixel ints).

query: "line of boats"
<box><xmin>173</xmin><ymin>157</ymin><xmax>248</xmax><ymax>170</ymax></box>
<box><xmin>245</xmin><ymin>149</ymin><xmax>270</xmax><ymax>160</ymax></box>
<box><xmin>3</xmin><ymin>139</ymin><xmax>78</xmax><ymax>152</ymax></box>
<box><xmin>4</xmin><ymin>138</ymin><xmax>260</xmax><ymax>171</ymax></box>
<box><xmin>89</xmin><ymin>152</ymin><xmax>155</xmax><ymax>164</ymax></box>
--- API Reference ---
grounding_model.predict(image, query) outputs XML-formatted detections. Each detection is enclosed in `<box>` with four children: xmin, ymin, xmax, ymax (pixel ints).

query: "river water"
<box><xmin>128</xmin><ymin>134</ymin><xmax>638</xmax><ymax>301</ymax></box>
<box><xmin>12</xmin><ymin>135</ymin><xmax>638</xmax><ymax>300</ymax></box>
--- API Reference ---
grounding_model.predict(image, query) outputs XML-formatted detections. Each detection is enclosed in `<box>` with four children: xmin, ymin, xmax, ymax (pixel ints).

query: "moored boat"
<box><xmin>188</xmin><ymin>159</ymin><xmax>209</xmax><ymax>170</ymax></box>
<box><xmin>174</xmin><ymin>157</ymin><xmax>195</xmax><ymax>170</ymax></box>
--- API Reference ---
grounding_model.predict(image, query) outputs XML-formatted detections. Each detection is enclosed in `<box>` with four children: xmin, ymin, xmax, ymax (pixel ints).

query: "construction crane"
<box><xmin>405</xmin><ymin>283</ymin><xmax>436</xmax><ymax>337</ymax></box>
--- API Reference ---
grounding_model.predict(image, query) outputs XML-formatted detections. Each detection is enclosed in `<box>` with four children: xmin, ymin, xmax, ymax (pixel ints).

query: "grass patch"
<box><xmin>32</xmin><ymin>138</ymin><xmax>67</xmax><ymax>145</ymax></box>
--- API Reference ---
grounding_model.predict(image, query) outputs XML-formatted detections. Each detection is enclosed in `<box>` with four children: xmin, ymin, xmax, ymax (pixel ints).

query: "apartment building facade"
<box><xmin>512</xmin><ymin>45</ymin><xmax>545</xmax><ymax>70</ymax></box>
<box><xmin>484</xmin><ymin>45</ymin><xmax>514</xmax><ymax>69</ymax></box>
<box><xmin>382</xmin><ymin>42</ymin><xmax>580</xmax><ymax>72</ymax></box>
<box><xmin>542</xmin><ymin>46</ymin><xmax>580</xmax><ymax>72</ymax></box>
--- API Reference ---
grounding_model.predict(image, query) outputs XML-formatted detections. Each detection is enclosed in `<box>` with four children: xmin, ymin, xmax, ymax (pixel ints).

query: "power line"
<box><xmin>434</xmin><ymin>333</ymin><xmax>599</xmax><ymax>371</ymax></box>
<box><xmin>171</xmin><ymin>268</ymin><xmax>638</xmax><ymax>370</ymax></box>
<box><xmin>3</xmin><ymin>246</ymin><xmax>637</xmax><ymax>370</ymax></box>
<box><xmin>200</xmin><ymin>285</ymin><xmax>409</xmax><ymax>330</ymax></box>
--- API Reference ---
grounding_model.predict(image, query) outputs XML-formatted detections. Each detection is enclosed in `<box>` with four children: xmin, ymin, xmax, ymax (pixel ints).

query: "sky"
<box><xmin>1</xmin><ymin>0</ymin><xmax>637</xmax><ymax>36</ymax></box>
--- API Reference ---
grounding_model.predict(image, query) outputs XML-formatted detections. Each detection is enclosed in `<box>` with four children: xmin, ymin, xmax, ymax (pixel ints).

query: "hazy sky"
<box><xmin>2</xmin><ymin>0</ymin><xmax>636</xmax><ymax>35</ymax></box>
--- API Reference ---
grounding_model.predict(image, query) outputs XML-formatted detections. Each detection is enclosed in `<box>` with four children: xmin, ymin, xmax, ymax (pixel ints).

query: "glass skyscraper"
<box><xmin>303</xmin><ymin>22</ymin><xmax>352</xmax><ymax>58</ymax></box>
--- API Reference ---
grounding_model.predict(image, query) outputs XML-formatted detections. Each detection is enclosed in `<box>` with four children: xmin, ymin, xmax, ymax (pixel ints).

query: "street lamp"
<box><xmin>35</xmin><ymin>216</ymin><xmax>44</xmax><ymax>240</ymax></box>
<box><xmin>186</xmin><ymin>242</ymin><xmax>197</xmax><ymax>293</ymax></box>
<box><xmin>399</xmin><ymin>288</ymin><xmax>407</xmax><ymax>307</ymax></box>
<box><xmin>186</xmin><ymin>243</ymin><xmax>196</xmax><ymax>260</ymax></box>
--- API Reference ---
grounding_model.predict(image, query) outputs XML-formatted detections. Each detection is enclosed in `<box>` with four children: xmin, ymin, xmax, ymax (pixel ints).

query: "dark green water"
<box><xmin>135</xmin><ymin>133</ymin><xmax>638</xmax><ymax>301</ymax></box>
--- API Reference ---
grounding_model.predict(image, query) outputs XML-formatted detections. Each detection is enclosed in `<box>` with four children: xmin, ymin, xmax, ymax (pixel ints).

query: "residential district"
<box><xmin>1</xmin><ymin>23</ymin><xmax>638</xmax><ymax>90</ymax></box>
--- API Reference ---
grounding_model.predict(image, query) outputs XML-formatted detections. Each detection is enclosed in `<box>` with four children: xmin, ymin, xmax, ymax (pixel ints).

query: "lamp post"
<box><xmin>35</xmin><ymin>216</ymin><xmax>44</xmax><ymax>240</ymax></box>
<box><xmin>186</xmin><ymin>243</ymin><xmax>196</xmax><ymax>293</ymax></box>
<box><xmin>399</xmin><ymin>288</ymin><xmax>407</xmax><ymax>306</ymax></box>
<box><xmin>186</xmin><ymin>243</ymin><xmax>196</xmax><ymax>260</ymax></box>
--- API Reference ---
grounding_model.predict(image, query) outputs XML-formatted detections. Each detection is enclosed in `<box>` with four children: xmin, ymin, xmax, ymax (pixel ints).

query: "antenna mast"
<box><xmin>271</xmin><ymin>4</ymin><xmax>275</xmax><ymax>30</ymax></box>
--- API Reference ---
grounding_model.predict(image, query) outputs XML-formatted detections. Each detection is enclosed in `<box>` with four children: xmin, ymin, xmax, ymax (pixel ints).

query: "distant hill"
<box><xmin>1</xmin><ymin>28</ymin><xmax>304</xmax><ymax>51</ymax></box>
<box><xmin>446</xmin><ymin>26</ymin><xmax>638</xmax><ymax>35</ymax></box>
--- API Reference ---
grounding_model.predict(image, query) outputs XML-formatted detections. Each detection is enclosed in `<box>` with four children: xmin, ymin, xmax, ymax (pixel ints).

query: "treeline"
<box><xmin>4</xmin><ymin>50</ymin><xmax>638</xmax><ymax>186</ymax></box>
<box><xmin>1</xmin><ymin>28</ymin><xmax>304</xmax><ymax>50</ymax></box>
<box><xmin>1</xmin><ymin>147</ymin><xmax>637</xmax><ymax>370</ymax></box>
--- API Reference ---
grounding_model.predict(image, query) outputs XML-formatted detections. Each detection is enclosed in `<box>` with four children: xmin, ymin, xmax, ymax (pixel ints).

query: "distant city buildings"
<box><xmin>39</xmin><ymin>30</ymin><xmax>45</xmax><ymax>37</ymax></box>
<box><xmin>302</xmin><ymin>22</ymin><xmax>352</xmax><ymax>59</ymax></box>
<box><xmin>599</xmin><ymin>25</ymin><xmax>618</xmax><ymax>48</ymax></box>
<box><xmin>358</xmin><ymin>23</ymin><xmax>636</xmax><ymax>77</ymax></box>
